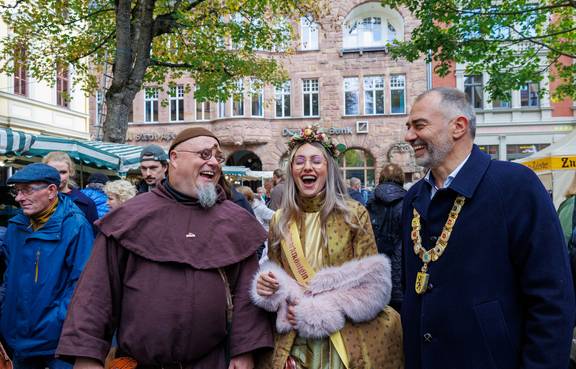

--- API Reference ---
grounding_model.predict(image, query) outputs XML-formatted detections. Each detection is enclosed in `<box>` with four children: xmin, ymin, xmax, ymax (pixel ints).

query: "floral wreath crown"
<box><xmin>287</xmin><ymin>125</ymin><xmax>346</xmax><ymax>159</ymax></box>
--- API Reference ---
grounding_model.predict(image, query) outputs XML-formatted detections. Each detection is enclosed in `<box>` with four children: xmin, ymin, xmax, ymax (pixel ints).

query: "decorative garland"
<box><xmin>288</xmin><ymin>125</ymin><xmax>346</xmax><ymax>158</ymax></box>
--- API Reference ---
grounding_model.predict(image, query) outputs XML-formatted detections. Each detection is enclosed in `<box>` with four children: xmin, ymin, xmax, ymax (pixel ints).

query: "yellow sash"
<box><xmin>280</xmin><ymin>219</ymin><xmax>350</xmax><ymax>368</ymax></box>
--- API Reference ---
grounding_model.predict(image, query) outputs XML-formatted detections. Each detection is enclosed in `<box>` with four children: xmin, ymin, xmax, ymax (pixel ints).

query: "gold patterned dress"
<box><xmin>260</xmin><ymin>195</ymin><xmax>404</xmax><ymax>369</ymax></box>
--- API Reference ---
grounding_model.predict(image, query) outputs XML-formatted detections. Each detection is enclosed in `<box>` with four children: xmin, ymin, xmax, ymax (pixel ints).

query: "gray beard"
<box><xmin>197</xmin><ymin>183</ymin><xmax>218</xmax><ymax>208</ymax></box>
<box><xmin>415</xmin><ymin>139</ymin><xmax>454</xmax><ymax>168</ymax></box>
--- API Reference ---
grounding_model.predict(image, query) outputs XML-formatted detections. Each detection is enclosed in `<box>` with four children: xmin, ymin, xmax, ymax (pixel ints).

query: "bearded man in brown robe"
<box><xmin>57</xmin><ymin>127</ymin><xmax>273</xmax><ymax>369</ymax></box>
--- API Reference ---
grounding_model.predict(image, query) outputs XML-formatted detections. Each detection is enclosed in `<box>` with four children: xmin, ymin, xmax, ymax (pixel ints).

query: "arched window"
<box><xmin>342</xmin><ymin>3</ymin><xmax>404</xmax><ymax>50</ymax></box>
<box><xmin>339</xmin><ymin>148</ymin><xmax>376</xmax><ymax>188</ymax></box>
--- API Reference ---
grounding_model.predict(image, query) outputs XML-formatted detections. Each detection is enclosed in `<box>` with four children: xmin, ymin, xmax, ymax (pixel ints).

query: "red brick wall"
<box><xmin>431</xmin><ymin>60</ymin><xmax>456</xmax><ymax>88</ymax></box>
<box><xmin>550</xmin><ymin>56</ymin><xmax>573</xmax><ymax>117</ymax></box>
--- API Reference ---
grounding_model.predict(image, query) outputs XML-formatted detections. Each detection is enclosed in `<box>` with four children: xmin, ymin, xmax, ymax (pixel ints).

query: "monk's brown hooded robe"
<box><xmin>57</xmin><ymin>183</ymin><xmax>273</xmax><ymax>369</ymax></box>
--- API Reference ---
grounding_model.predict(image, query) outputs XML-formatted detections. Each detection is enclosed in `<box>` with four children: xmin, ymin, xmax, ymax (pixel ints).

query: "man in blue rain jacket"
<box><xmin>0</xmin><ymin>163</ymin><xmax>94</xmax><ymax>369</ymax></box>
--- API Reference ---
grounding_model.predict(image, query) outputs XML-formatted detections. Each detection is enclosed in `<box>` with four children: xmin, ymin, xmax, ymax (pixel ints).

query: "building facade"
<box><xmin>0</xmin><ymin>21</ymin><xmax>90</xmax><ymax>140</ymax></box>
<box><xmin>91</xmin><ymin>0</ymin><xmax>428</xmax><ymax>187</ymax></box>
<box><xmin>432</xmin><ymin>58</ymin><xmax>576</xmax><ymax>161</ymax></box>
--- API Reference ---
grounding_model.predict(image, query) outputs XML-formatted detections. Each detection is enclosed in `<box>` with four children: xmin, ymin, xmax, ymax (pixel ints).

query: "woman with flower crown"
<box><xmin>251</xmin><ymin>126</ymin><xmax>403</xmax><ymax>369</ymax></box>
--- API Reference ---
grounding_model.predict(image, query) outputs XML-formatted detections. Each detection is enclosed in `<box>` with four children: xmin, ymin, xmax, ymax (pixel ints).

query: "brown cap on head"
<box><xmin>169</xmin><ymin>127</ymin><xmax>220</xmax><ymax>154</ymax></box>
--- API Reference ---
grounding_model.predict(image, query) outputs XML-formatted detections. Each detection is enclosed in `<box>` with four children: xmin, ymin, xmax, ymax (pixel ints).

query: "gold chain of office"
<box><xmin>411</xmin><ymin>195</ymin><xmax>466</xmax><ymax>294</ymax></box>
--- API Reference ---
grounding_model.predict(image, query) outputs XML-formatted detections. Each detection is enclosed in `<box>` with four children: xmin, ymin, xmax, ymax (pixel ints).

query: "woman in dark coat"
<box><xmin>366</xmin><ymin>163</ymin><xmax>407</xmax><ymax>312</ymax></box>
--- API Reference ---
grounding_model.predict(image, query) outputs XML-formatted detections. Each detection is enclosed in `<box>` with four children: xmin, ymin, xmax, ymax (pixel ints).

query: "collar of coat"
<box><xmin>96</xmin><ymin>182</ymin><xmax>267</xmax><ymax>269</ymax></box>
<box><xmin>411</xmin><ymin>145</ymin><xmax>491</xmax><ymax>216</ymax></box>
<box><xmin>10</xmin><ymin>194</ymin><xmax>83</xmax><ymax>240</ymax></box>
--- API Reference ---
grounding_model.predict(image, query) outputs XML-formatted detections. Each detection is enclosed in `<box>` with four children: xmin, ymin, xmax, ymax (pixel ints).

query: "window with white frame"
<box><xmin>218</xmin><ymin>100</ymin><xmax>227</xmax><ymax>118</ymax></box>
<box><xmin>492</xmin><ymin>91</ymin><xmax>512</xmax><ymax>108</ymax></box>
<box><xmin>464</xmin><ymin>75</ymin><xmax>483</xmax><ymax>109</ymax></box>
<box><xmin>144</xmin><ymin>87</ymin><xmax>159</xmax><ymax>122</ymax></box>
<box><xmin>271</xmin><ymin>17</ymin><xmax>291</xmax><ymax>52</ymax></box>
<box><xmin>275</xmin><ymin>81</ymin><xmax>291</xmax><ymax>118</ymax></box>
<box><xmin>387</xmin><ymin>23</ymin><xmax>397</xmax><ymax>43</ymax></box>
<box><xmin>96</xmin><ymin>90</ymin><xmax>104</xmax><ymax>124</ymax></box>
<box><xmin>364</xmin><ymin>76</ymin><xmax>385</xmax><ymax>115</ymax></box>
<box><xmin>300</xmin><ymin>16</ymin><xmax>319</xmax><ymax>50</ymax></box>
<box><xmin>344</xmin><ymin>77</ymin><xmax>359</xmax><ymax>115</ymax></box>
<box><xmin>232</xmin><ymin>80</ymin><xmax>244</xmax><ymax>117</ymax></box>
<box><xmin>520</xmin><ymin>82</ymin><xmax>539</xmax><ymax>107</ymax></box>
<box><xmin>13</xmin><ymin>46</ymin><xmax>27</xmax><ymax>96</ymax></box>
<box><xmin>169</xmin><ymin>85</ymin><xmax>185</xmax><ymax>122</ymax></box>
<box><xmin>390</xmin><ymin>75</ymin><xmax>406</xmax><ymax>114</ymax></box>
<box><xmin>56</xmin><ymin>63</ymin><xmax>69</xmax><ymax>107</ymax></box>
<box><xmin>250</xmin><ymin>79</ymin><xmax>264</xmax><ymax>117</ymax></box>
<box><xmin>195</xmin><ymin>86</ymin><xmax>212</xmax><ymax>121</ymax></box>
<box><xmin>196</xmin><ymin>101</ymin><xmax>212</xmax><ymax>121</ymax></box>
<box><xmin>342</xmin><ymin>3</ymin><xmax>404</xmax><ymax>50</ymax></box>
<box><xmin>302</xmin><ymin>79</ymin><xmax>319</xmax><ymax>117</ymax></box>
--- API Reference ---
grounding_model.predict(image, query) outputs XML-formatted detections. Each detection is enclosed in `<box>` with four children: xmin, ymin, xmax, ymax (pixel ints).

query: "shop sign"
<box><xmin>522</xmin><ymin>156</ymin><xmax>576</xmax><ymax>171</ymax></box>
<box><xmin>281</xmin><ymin>127</ymin><xmax>353</xmax><ymax>137</ymax></box>
<box><xmin>126</xmin><ymin>132</ymin><xmax>177</xmax><ymax>142</ymax></box>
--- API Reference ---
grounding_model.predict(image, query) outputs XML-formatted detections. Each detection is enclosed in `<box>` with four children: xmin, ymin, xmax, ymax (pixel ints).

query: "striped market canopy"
<box><xmin>26</xmin><ymin>136</ymin><xmax>147</xmax><ymax>175</ymax></box>
<box><xmin>85</xmin><ymin>140</ymin><xmax>144</xmax><ymax>175</ymax></box>
<box><xmin>223</xmin><ymin>166</ymin><xmax>248</xmax><ymax>176</ymax></box>
<box><xmin>0</xmin><ymin>128</ymin><xmax>36</xmax><ymax>155</ymax></box>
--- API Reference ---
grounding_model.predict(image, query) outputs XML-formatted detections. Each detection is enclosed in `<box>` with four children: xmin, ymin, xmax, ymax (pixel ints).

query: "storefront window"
<box><xmin>506</xmin><ymin>143</ymin><xmax>549</xmax><ymax>161</ymax></box>
<box><xmin>478</xmin><ymin>145</ymin><xmax>499</xmax><ymax>160</ymax></box>
<box><xmin>338</xmin><ymin>148</ymin><xmax>376</xmax><ymax>188</ymax></box>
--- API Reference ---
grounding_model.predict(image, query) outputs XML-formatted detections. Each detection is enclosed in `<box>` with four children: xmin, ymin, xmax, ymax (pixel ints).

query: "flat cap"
<box><xmin>140</xmin><ymin>144</ymin><xmax>168</xmax><ymax>163</ymax></box>
<box><xmin>169</xmin><ymin>127</ymin><xmax>219</xmax><ymax>154</ymax></box>
<box><xmin>7</xmin><ymin>163</ymin><xmax>61</xmax><ymax>186</ymax></box>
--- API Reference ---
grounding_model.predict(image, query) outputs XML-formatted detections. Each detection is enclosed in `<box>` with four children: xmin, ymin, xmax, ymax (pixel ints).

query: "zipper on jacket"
<box><xmin>34</xmin><ymin>249</ymin><xmax>40</xmax><ymax>283</ymax></box>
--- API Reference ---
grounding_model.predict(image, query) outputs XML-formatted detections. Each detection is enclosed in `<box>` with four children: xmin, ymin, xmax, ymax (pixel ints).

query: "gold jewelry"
<box><xmin>412</xmin><ymin>195</ymin><xmax>466</xmax><ymax>294</ymax></box>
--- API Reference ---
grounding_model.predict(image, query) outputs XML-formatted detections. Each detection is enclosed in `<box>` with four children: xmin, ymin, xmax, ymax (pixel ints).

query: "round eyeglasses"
<box><xmin>175</xmin><ymin>148</ymin><xmax>226</xmax><ymax>164</ymax></box>
<box><xmin>9</xmin><ymin>184</ymin><xmax>50</xmax><ymax>198</ymax></box>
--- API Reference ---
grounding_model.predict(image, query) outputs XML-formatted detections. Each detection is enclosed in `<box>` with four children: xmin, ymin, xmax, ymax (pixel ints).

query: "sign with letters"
<box><xmin>281</xmin><ymin>127</ymin><xmax>353</xmax><ymax>137</ymax></box>
<box><xmin>522</xmin><ymin>156</ymin><xmax>576</xmax><ymax>171</ymax></box>
<box><xmin>126</xmin><ymin>131</ymin><xmax>177</xmax><ymax>142</ymax></box>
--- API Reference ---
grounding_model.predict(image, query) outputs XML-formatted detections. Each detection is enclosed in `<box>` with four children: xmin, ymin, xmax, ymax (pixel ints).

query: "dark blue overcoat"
<box><xmin>401</xmin><ymin>145</ymin><xmax>575</xmax><ymax>369</ymax></box>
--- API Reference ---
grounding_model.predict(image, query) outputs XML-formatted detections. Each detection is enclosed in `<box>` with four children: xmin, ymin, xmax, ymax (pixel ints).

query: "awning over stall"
<box><xmin>223</xmin><ymin>166</ymin><xmax>248</xmax><ymax>176</ymax></box>
<box><xmin>0</xmin><ymin>128</ymin><xmax>36</xmax><ymax>155</ymax></box>
<box><xmin>25</xmin><ymin>136</ymin><xmax>147</xmax><ymax>175</ymax></box>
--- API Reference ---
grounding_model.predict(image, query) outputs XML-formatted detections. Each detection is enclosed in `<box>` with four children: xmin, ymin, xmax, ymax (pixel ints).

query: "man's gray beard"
<box><xmin>415</xmin><ymin>138</ymin><xmax>454</xmax><ymax>168</ymax></box>
<box><xmin>197</xmin><ymin>183</ymin><xmax>218</xmax><ymax>208</ymax></box>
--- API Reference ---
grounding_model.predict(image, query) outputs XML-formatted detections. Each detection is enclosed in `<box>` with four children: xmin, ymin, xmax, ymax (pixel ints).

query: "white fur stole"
<box><xmin>250</xmin><ymin>254</ymin><xmax>392</xmax><ymax>339</ymax></box>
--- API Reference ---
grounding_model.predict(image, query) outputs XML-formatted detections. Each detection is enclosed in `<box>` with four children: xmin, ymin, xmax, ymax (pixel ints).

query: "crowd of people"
<box><xmin>0</xmin><ymin>87</ymin><xmax>574</xmax><ymax>369</ymax></box>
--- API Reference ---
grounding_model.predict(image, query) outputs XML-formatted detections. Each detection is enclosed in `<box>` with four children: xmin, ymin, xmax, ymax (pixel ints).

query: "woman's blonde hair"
<box><xmin>42</xmin><ymin>151</ymin><xmax>75</xmax><ymax>176</ymax></box>
<box><xmin>565</xmin><ymin>174</ymin><xmax>576</xmax><ymax>198</ymax></box>
<box><xmin>271</xmin><ymin>142</ymin><xmax>357</xmax><ymax>250</ymax></box>
<box><xmin>104</xmin><ymin>180</ymin><xmax>137</xmax><ymax>204</ymax></box>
